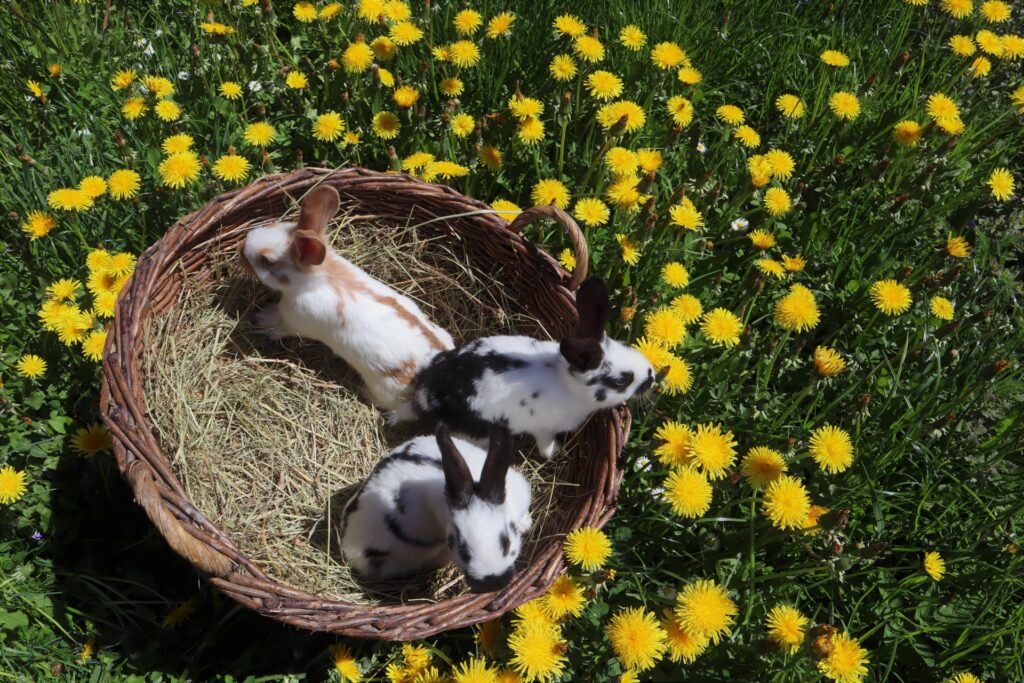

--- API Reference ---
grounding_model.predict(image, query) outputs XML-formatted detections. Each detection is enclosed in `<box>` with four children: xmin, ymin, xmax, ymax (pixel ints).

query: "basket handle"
<box><xmin>127</xmin><ymin>461</ymin><xmax>234</xmax><ymax>576</ymax></box>
<box><xmin>507</xmin><ymin>205</ymin><xmax>589</xmax><ymax>291</ymax></box>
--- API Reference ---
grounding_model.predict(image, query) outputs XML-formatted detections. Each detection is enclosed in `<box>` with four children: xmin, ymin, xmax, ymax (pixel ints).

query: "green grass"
<box><xmin>1</xmin><ymin>0</ymin><xmax>1023</xmax><ymax>680</ymax></box>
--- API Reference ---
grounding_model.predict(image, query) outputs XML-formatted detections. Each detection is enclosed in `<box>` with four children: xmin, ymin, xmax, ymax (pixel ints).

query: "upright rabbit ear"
<box><xmin>290</xmin><ymin>230</ymin><xmax>327</xmax><ymax>267</ymax></box>
<box><xmin>573</xmin><ymin>277</ymin><xmax>610</xmax><ymax>341</ymax></box>
<box><xmin>478</xmin><ymin>424</ymin><xmax>513</xmax><ymax>505</ymax></box>
<box><xmin>297</xmin><ymin>185</ymin><xmax>340</xmax><ymax>235</ymax></box>
<box><xmin>437</xmin><ymin>424</ymin><xmax>474</xmax><ymax>509</ymax></box>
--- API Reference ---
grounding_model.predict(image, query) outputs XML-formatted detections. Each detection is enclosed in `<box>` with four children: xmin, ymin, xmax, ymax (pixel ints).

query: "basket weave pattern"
<box><xmin>100</xmin><ymin>167</ymin><xmax>630</xmax><ymax>640</ymax></box>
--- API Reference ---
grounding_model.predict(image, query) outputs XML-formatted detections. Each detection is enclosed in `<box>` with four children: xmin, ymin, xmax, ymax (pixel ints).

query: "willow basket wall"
<box><xmin>99</xmin><ymin>167</ymin><xmax>631</xmax><ymax>641</ymax></box>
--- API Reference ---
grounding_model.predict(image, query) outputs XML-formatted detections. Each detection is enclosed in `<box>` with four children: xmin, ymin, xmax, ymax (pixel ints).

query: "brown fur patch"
<box><xmin>238</xmin><ymin>242</ymin><xmax>257</xmax><ymax>277</ymax></box>
<box><xmin>381</xmin><ymin>359</ymin><xmax>418</xmax><ymax>386</ymax></box>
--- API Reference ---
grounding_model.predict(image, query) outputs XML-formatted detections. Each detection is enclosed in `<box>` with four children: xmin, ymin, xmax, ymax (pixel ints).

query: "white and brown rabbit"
<box><xmin>240</xmin><ymin>185</ymin><xmax>454</xmax><ymax>409</ymax></box>
<box><xmin>340</xmin><ymin>424</ymin><xmax>532</xmax><ymax>593</ymax></box>
<box><xmin>394</xmin><ymin>277</ymin><xmax>655</xmax><ymax>458</ymax></box>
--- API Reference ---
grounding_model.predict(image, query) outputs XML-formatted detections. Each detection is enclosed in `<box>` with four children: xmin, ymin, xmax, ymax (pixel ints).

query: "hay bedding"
<box><xmin>142</xmin><ymin>209</ymin><xmax>574</xmax><ymax>605</ymax></box>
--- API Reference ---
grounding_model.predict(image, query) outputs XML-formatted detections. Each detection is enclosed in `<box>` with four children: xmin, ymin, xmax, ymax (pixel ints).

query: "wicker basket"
<box><xmin>99</xmin><ymin>167</ymin><xmax>631</xmax><ymax>640</ymax></box>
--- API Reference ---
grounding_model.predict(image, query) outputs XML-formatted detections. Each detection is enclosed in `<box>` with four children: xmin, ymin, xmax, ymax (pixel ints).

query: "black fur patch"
<box><xmin>595</xmin><ymin>388</ymin><xmax>607</xmax><ymax>402</ymax></box>
<box><xmin>414</xmin><ymin>348</ymin><xmax>528</xmax><ymax>439</ymax></box>
<box><xmin>499</xmin><ymin>531</ymin><xmax>511</xmax><ymax>556</ymax></box>
<box><xmin>393</xmin><ymin>487</ymin><xmax>406</xmax><ymax>515</ymax></box>
<box><xmin>369</xmin><ymin>449</ymin><xmax>442</xmax><ymax>478</ymax></box>
<box><xmin>364</xmin><ymin>547</ymin><xmax>389</xmax><ymax>558</ymax></box>
<box><xmin>386</xmin><ymin>514</ymin><xmax>442</xmax><ymax>548</ymax></box>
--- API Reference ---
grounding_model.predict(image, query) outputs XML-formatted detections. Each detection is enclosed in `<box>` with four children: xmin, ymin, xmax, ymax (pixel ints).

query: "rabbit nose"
<box><xmin>466</xmin><ymin>567</ymin><xmax>514</xmax><ymax>593</ymax></box>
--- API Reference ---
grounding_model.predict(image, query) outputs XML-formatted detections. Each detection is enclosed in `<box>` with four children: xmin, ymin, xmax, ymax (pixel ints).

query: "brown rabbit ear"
<box><xmin>436</xmin><ymin>424</ymin><xmax>474</xmax><ymax>509</ymax></box>
<box><xmin>290</xmin><ymin>230</ymin><xmax>327</xmax><ymax>267</ymax></box>
<box><xmin>297</xmin><ymin>185</ymin><xmax>340</xmax><ymax>235</ymax></box>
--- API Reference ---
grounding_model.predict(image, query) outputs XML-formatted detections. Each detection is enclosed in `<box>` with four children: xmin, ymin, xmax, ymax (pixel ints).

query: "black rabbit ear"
<box><xmin>478</xmin><ymin>424</ymin><xmax>513</xmax><ymax>505</ymax></box>
<box><xmin>573</xmin><ymin>277</ymin><xmax>610</xmax><ymax>341</ymax></box>
<box><xmin>560</xmin><ymin>337</ymin><xmax>604</xmax><ymax>372</ymax></box>
<box><xmin>437</xmin><ymin>424</ymin><xmax>473</xmax><ymax>509</ymax></box>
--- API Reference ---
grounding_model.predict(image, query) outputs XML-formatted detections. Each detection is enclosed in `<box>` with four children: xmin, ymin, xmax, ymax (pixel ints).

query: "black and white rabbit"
<box><xmin>394</xmin><ymin>277</ymin><xmax>655</xmax><ymax>458</ymax></box>
<box><xmin>340</xmin><ymin>424</ymin><xmax>532</xmax><ymax>593</ymax></box>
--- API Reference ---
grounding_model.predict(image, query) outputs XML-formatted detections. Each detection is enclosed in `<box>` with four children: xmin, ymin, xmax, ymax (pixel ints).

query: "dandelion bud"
<box><xmin>893</xmin><ymin>193</ymin><xmax>911</xmax><ymax>204</ymax></box>
<box><xmin>19</xmin><ymin>155</ymin><xmax>36</xmax><ymax>165</ymax></box>
<box><xmin>192</xmin><ymin>43</ymin><xmax>200</xmax><ymax>57</ymax></box>
<box><xmin>257</xmin><ymin>104</ymin><xmax>266</xmax><ymax>116</ymax></box>
<box><xmin>931</xmin><ymin>413</ymin><xmax>955</xmax><ymax>429</ymax></box>
<box><xmin>722</xmin><ymin>10</ymin><xmax>731</xmax><ymax>28</ymax></box>
<box><xmin>620</xmin><ymin>306</ymin><xmax>636</xmax><ymax>323</ymax></box>
<box><xmin>562</xmin><ymin>91</ymin><xmax>572</xmax><ymax>107</ymax></box>
<box><xmin>198</xmin><ymin>154</ymin><xmax>209</xmax><ymax>168</ymax></box>
<box><xmin>834</xmin><ymin>153</ymin><xmax>845</xmax><ymax>166</ymax></box>
<box><xmin>992</xmin><ymin>359</ymin><xmax>1010</xmax><ymax>374</ymax></box>
<box><xmin>554</xmin><ymin>642</ymin><xmax>570</xmax><ymax>657</ymax></box>
<box><xmin>896</xmin><ymin>50</ymin><xmax>910</xmax><ymax>68</ymax></box>
<box><xmin>261</xmin><ymin>150</ymin><xmax>271</xmax><ymax>165</ymax></box>
<box><xmin>861</xmin><ymin>74</ymin><xmax>878</xmax><ymax>92</ymax></box>
<box><xmin>937</xmin><ymin>321</ymin><xmax>960</xmax><ymax>339</ymax></box>
<box><xmin>860</xmin><ymin>392</ymin><xmax>873</xmax><ymax>407</ymax></box>
<box><xmin>593</xmin><ymin>569</ymin><xmax>615</xmax><ymax>583</ymax></box>
<box><xmin>14</xmin><ymin>143</ymin><xmax>22</xmax><ymax>154</ymax></box>
<box><xmin>417</xmin><ymin>61</ymin><xmax>428</xmax><ymax>76</ymax></box>
<box><xmin>327</xmin><ymin>58</ymin><xmax>340</xmax><ymax>70</ymax></box>
<box><xmin>341</xmin><ymin>91</ymin><xmax>349</xmax><ymax>104</ymax></box>
<box><xmin>898</xmin><ymin>265</ymin><xmax>914</xmax><ymax>278</ymax></box>
<box><xmin>873</xmin><ymin>158</ymin><xmax>891</xmax><ymax>178</ymax></box>
<box><xmin>702</xmin><ymin>239</ymin><xmax>714</xmax><ymax>251</ymax></box>
<box><xmin>832</xmin><ymin>540</ymin><xmax>844</xmax><ymax>555</ymax></box>
<box><xmin>387</xmin><ymin>145</ymin><xmax>398</xmax><ymax>166</ymax></box>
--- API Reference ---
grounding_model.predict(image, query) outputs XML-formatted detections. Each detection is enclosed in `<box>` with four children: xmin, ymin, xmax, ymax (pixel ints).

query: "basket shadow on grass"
<box><xmin>139</xmin><ymin>213</ymin><xmax>575</xmax><ymax>604</ymax></box>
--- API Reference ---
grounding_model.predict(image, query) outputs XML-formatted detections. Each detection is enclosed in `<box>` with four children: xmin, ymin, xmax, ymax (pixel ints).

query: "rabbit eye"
<box><xmin>258</xmin><ymin>254</ymin><xmax>274</xmax><ymax>268</ymax></box>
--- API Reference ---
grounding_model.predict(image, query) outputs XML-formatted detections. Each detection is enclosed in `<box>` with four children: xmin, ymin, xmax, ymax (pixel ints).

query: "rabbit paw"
<box><xmin>255</xmin><ymin>304</ymin><xmax>293</xmax><ymax>339</ymax></box>
<box><xmin>386</xmin><ymin>402</ymin><xmax>417</xmax><ymax>425</ymax></box>
<box><xmin>535</xmin><ymin>434</ymin><xmax>559</xmax><ymax>459</ymax></box>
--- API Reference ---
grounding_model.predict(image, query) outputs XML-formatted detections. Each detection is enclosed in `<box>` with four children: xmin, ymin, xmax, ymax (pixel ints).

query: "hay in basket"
<box><xmin>100</xmin><ymin>167</ymin><xmax>632</xmax><ymax>640</ymax></box>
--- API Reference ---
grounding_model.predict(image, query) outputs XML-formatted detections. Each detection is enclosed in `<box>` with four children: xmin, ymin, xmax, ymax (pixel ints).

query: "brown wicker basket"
<box><xmin>99</xmin><ymin>167</ymin><xmax>631</xmax><ymax>640</ymax></box>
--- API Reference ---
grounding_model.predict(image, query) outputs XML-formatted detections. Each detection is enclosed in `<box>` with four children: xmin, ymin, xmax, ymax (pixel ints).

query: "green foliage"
<box><xmin>1</xmin><ymin>0</ymin><xmax>1022</xmax><ymax>681</ymax></box>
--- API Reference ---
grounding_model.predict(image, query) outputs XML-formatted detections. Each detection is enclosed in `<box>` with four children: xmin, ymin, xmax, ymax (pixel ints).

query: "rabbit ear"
<box><xmin>560</xmin><ymin>336</ymin><xmax>604</xmax><ymax>372</ymax></box>
<box><xmin>297</xmin><ymin>185</ymin><xmax>340</xmax><ymax>235</ymax></box>
<box><xmin>573</xmin><ymin>277</ymin><xmax>610</xmax><ymax>341</ymax></box>
<box><xmin>437</xmin><ymin>424</ymin><xmax>473</xmax><ymax>509</ymax></box>
<box><xmin>290</xmin><ymin>230</ymin><xmax>327</xmax><ymax>267</ymax></box>
<box><xmin>478</xmin><ymin>424</ymin><xmax>513</xmax><ymax>505</ymax></box>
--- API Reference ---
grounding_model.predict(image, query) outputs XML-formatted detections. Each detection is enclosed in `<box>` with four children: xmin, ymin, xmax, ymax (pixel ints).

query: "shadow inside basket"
<box><xmin>141</xmin><ymin>210</ymin><xmax>577</xmax><ymax>605</ymax></box>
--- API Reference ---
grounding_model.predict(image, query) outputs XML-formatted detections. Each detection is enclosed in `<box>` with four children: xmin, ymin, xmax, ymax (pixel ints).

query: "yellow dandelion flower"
<box><xmin>651</xmin><ymin>41</ymin><xmax>688</xmax><ymax>69</ymax></box>
<box><xmin>21</xmin><ymin>211</ymin><xmax>57</xmax><ymax>239</ymax></box>
<box><xmin>948</xmin><ymin>673</ymin><xmax>983</xmax><ymax>683</ymax></box>
<box><xmin>454</xmin><ymin>9</ymin><xmax>482</xmax><ymax>35</ymax></box>
<box><xmin>542</xmin><ymin>575</ymin><xmax>586</xmax><ymax>619</ymax></box>
<box><xmin>756</xmin><ymin>258</ymin><xmax>786</xmax><ymax>280</ymax></box>
<box><xmin>820</xmin><ymin>49</ymin><xmax>851</xmax><ymax>67</ymax></box>
<box><xmin>372</xmin><ymin>111</ymin><xmax>401</xmax><ymax>139</ymax></box>
<box><xmin>817</xmin><ymin>632</ymin><xmax>869</xmax><ymax>683</ymax></box>
<box><xmin>774</xmin><ymin>283</ymin><xmax>820</xmax><ymax>332</ymax></box>
<box><xmin>563</xmin><ymin>526</ymin><xmax>611</xmax><ymax>571</ymax></box>
<box><xmin>926</xmin><ymin>93</ymin><xmax>960</xmax><ymax>121</ymax></box>
<box><xmin>949</xmin><ymin>34</ymin><xmax>977</xmax><ymax>56</ymax></box>
<box><xmin>619</xmin><ymin>25</ymin><xmax>647</xmax><ymax>51</ymax></box>
<box><xmin>970</xmin><ymin>56</ymin><xmax>991</xmax><ymax>77</ymax></box>
<box><xmin>573</xmin><ymin>197</ymin><xmax>610</xmax><ymax>227</ymax></box>
<box><xmin>586</xmin><ymin>70</ymin><xmax>624</xmax><ymax>101</ymax></box>
<box><xmin>212</xmin><ymin>154</ymin><xmax>250</xmax><ymax>183</ymax></box>
<box><xmin>158</xmin><ymin>151</ymin><xmax>201</xmax><ymax>189</ymax></box>
<box><xmin>716</xmin><ymin>104</ymin><xmax>744</xmax><ymax>125</ymax></box>
<box><xmin>644</xmin><ymin>307</ymin><xmax>687</xmax><ymax>349</ymax></box>
<box><xmin>633</xmin><ymin>337</ymin><xmax>672</xmax><ymax>373</ymax></box>
<box><xmin>343</xmin><ymin>41</ymin><xmax>374</xmax><ymax>73</ymax></box>
<box><xmin>662</xmin><ymin>354</ymin><xmax>693</xmax><ymax>395</ymax></box>
<box><xmin>597</xmin><ymin>100</ymin><xmax>646</xmax><ymax>132</ymax></box>
<box><xmin>765</xmin><ymin>149</ymin><xmax>796</xmax><ymax>180</ymax></box>
<box><xmin>664</xmin><ymin>467</ymin><xmax>712</xmax><ymax>518</ymax></box>
<box><xmin>143</xmin><ymin>75</ymin><xmax>174</xmax><ymax>98</ymax></box>
<box><xmin>243</xmin><ymin>121</ymin><xmax>276</xmax><ymax>147</ymax></box>
<box><xmin>634</xmin><ymin>149</ymin><xmax>661</xmax><ymax>173</ymax></box>
<box><xmin>371</xmin><ymin>36</ymin><xmax>397</xmax><ymax>61</ymax></box>
<box><xmin>893</xmin><ymin>120</ymin><xmax>923</xmax><ymax>146</ymax></box>
<box><xmin>674</xmin><ymin>579</ymin><xmax>737</xmax><ymax>645</ymax></box>
<box><xmin>557</xmin><ymin>248</ymin><xmax>576</xmax><ymax>273</ymax></box>
<box><xmin>440</xmin><ymin>76</ymin><xmax>464</xmax><ymax>97</ymax></box>
<box><xmin>450</xmin><ymin>112</ymin><xmax>475</xmax><ymax>138</ymax></box>
<box><xmin>47</xmin><ymin>278</ymin><xmax>81</xmax><ymax>301</ymax></box>
<box><xmin>829</xmin><ymin>91</ymin><xmax>860</xmax><ymax>119</ymax></box>
<box><xmin>782</xmin><ymin>254</ymin><xmax>806</xmax><ymax>271</ymax></box>
<box><xmin>219</xmin><ymin>81</ymin><xmax>243</xmax><ymax>100</ymax></box>
<box><xmin>293</xmin><ymin>2</ymin><xmax>317</xmax><ymax>22</ymax></box>
<box><xmin>509</xmin><ymin>96</ymin><xmax>544</xmax><ymax>120</ymax></box>
<box><xmin>16</xmin><ymin>354</ymin><xmax>47</xmax><ymax>379</ymax></box>
<box><xmin>776</xmin><ymin>93</ymin><xmax>805</xmax><ymax>118</ymax></box>
<box><xmin>605</xmin><ymin>147</ymin><xmax>637</xmax><ymax>176</ymax></box>
<box><xmin>689</xmin><ymin>423</ymin><xmax>737</xmax><ymax>479</ymax></box>
<box><xmin>507</xmin><ymin>621</ymin><xmax>566</xmax><ymax>683</ymax></box>
<box><xmin>677</xmin><ymin>66</ymin><xmax>702</xmax><ymax>84</ymax></box>
<box><xmin>313</xmin><ymin>112</ymin><xmax>345</xmax><ymax>142</ymax></box>
<box><xmin>763</xmin><ymin>475</ymin><xmax>811</xmax><ymax>529</ymax></box>
<box><xmin>976</xmin><ymin>29</ymin><xmax>1003</xmax><ymax>55</ymax></box>
<box><xmin>809</xmin><ymin>425</ymin><xmax>854</xmax><ymax>474</ymax></box>
<box><xmin>662</xmin><ymin>611</ymin><xmax>709</xmax><ymax>664</ymax></box>
<box><xmin>111</xmin><ymin>69</ymin><xmax>137</xmax><ymax>90</ymax></box>
<box><xmin>606</xmin><ymin>608</ymin><xmax>668</xmax><ymax>672</ymax></box>
<box><xmin>0</xmin><ymin>467</ymin><xmax>28</xmax><ymax>504</ymax></box>
<box><xmin>47</xmin><ymin>188</ymin><xmax>94</xmax><ymax>211</ymax></box>
<box><xmin>490</xmin><ymin>199</ymin><xmax>521</xmax><ymax>221</ymax></box>
<box><xmin>154</xmin><ymin>99</ymin><xmax>181</xmax><ymax>121</ymax></box>
<box><xmin>803</xmin><ymin>504</ymin><xmax>828</xmax><ymax>535</ymax></box>
<box><xmin>390</xmin><ymin>20</ymin><xmax>424</xmax><ymax>45</ymax></box>
<box><xmin>748</xmin><ymin>229</ymin><xmax>775</xmax><ymax>249</ymax></box>
<box><xmin>319</xmin><ymin>2</ymin><xmax>342</xmax><ymax>19</ymax></box>
<box><xmin>662</xmin><ymin>262</ymin><xmax>689</xmax><ymax>288</ymax></box>
<box><xmin>930</xmin><ymin>296</ymin><xmax>954</xmax><ymax>320</ymax></box>
<box><xmin>573</xmin><ymin>34</ymin><xmax>604</xmax><ymax>62</ymax></box>
<box><xmin>764</xmin><ymin>187</ymin><xmax>792</xmax><ymax>216</ymax></box>
<box><xmin>393</xmin><ymin>85</ymin><xmax>420</xmax><ymax>108</ymax></box>
<box><xmin>814</xmin><ymin>346</ymin><xmax>847</xmax><ymax>376</ymax></box>
<box><xmin>1001</xmin><ymin>34</ymin><xmax>1024</xmax><ymax>60</ymax></box>
<box><xmin>531</xmin><ymin>179</ymin><xmax>570</xmax><ymax>209</ymax></box>
<box><xmin>924</xmin><ymin>551</ymin><xmax>946</xmax><ymax>580</ymax></box>
<box><xmin>449</xmin><ymin>40</ymin><xmax>481</xmax><ymax>68</ymax></box>
<box><xmin>617</xmin><ymin>234</ymin><xmax>642</xmax><ymax>266</ymax></box>
<box><xmin>669</xmin><ymin>198</ymin><xmax>704</xmax><ymax>230</ymax></box>
<box><xmin>485</xmin><ymin>12</ymin><xmax>516</xmax><ymax>39</ymax></box>
<box><xmin>981</xmin><ymin>0</ymin><xmax>1011</xmax><ymax>21</ymax></box>
<box><xmin>161</xmin><ymin>133</ymin><xmax>194</xmax><ymax>155</ymax></box>
<box><xmin>421</xmin><ymin>160</ymin><xmax>469</xmax><ymax>182</ymax></box>
<box><xmin>667</xmin><ymin>95</ymin><xmax>694</xmax><ymax>127</ymax></box>
<box><xmin>451</xmin><ymin>658</ymin><xmax>495</xmax><ymax>683</ymax></box>
<box><xmin>945</xmin><ymin>234</ymin><xmax>971</xmax><ymax>258</ymax></box>
<box><xmin>82</xmin><ymin>329</ymin><xmax>107</xmax><ymax>362</ymax></box>
<box><xmin>653</xmin><ymin>420</ymin><xmax>693</xmax><ymax>467</ymax></box>
<box><xmin>552</xmin><ymin>14</ymin><xmax>586</xmax><ymax>38</ymax></box>
<box><xmin>285</xmin><ymin>71</ymin><xmax>308</xmax><ymax>89</ymax></box>
<box><xmin>87</xmin><ymin>249</ymin><xmax>112</xmax><ymax>273</ymax></box>
<box><xmin>27</xmin><ymin>79</ymin><xmax>44</xmax><ymax>98</ymax></box>
<box><xmin>734</xmin><ymin>125</ymin><xmax>761</xmax><ymax>148</ymax></box>
<box><xmin>671</xmin><ymin>294</ymin><xmax>703</xmax><ymax>324</ymax></box>
<box><xmin>766</xmin><ymin>604</ymin><xmax>809</xmax><ymax>654</ymax></box>
<box><xmin>989</xmin><ymin>167</ymin><xmax>1014</xmax><ymax>200</ymax></box>
<box><xmin>700</xmin><ymin>308</ymin><xmax>742</xmax><ymax>348</ymax></box>
<box><xmin>479</xmin><ymin>145</ymin><xmax>502</xmax><ymax>171</ymax></box>
<box><xmin>78</xmin><ymin>176</ymin><xmax>107</xmax><ymax>199</ymax></box>
<box><xmin>870</xmin><ymin>279</ymin><xmax>912</xmax><ymax>315</ymax></box>
<box><xmin>549</xmin><ymin>54</ymin><xmax>577</xmax><ymax>81</ymax></box>
<box><xmin>329</xmin><ymin>644</ymin><xmax>362</xmax><ymax>681</ymax></box>
<box><xmin>741</xmin><ymin>446</ymin><xmax>787</xmax><ymax>488</ymax></box>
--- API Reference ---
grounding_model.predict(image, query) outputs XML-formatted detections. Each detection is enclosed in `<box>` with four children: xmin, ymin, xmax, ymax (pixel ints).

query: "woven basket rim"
<box><xmin>99</xmin><ymin>167</ymin><xmax>630</xmax><ymax>640</ymax></box>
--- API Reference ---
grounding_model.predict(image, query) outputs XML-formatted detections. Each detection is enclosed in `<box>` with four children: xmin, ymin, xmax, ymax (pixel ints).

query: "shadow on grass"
<box><xmin>45</xmin><ymin>449</ymin><xmax>340</xmax><ymax>680</ymax></box>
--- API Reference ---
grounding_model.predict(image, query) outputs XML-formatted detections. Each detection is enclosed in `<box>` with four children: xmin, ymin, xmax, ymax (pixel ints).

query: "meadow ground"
<box><xmin>1</xmin><ymin>0</ymin><xmax>1023</xmax><ymax>681</ymax></box>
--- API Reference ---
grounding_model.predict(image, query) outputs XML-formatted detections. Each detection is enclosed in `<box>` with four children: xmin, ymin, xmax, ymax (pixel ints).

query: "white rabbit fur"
<box><xmin>240</xmin><ymin>185</ymin><xmax>454</xmax><ymax>409</ymax></box>
<box><xmin>395</xmin><ymin>277</ymin><xmax>655</xmax><ymax>458</ymax></box>
<box><xmin>340</xmin><ymin>425</ymin><xmax>532</xmax><ymax>592</ymax></box>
